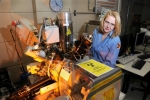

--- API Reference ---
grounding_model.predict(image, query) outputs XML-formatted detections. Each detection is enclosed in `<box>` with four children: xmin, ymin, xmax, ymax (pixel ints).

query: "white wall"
<box><xmin>0</xmin><ymin>0</ymin><xmax>96</xmax><ymax>82</ymax></box>
<box><xmin>0</xmin><ymin>0</ymin><xmax>34</xmax><ymax>68</ymax></box>
<box><xmin>1</xmin><ymin>0</ymin><xmax>146</xmax><ymax>82</ymax></box>
<box><xmin>0</xmin><ymin>0</ymin><xmax>96</xmax><ymax>69</ymax></box>
<box><xmin>0</xmin><ymin>0</ymin><xmax>35</xmax><ymax>82</ymax></box>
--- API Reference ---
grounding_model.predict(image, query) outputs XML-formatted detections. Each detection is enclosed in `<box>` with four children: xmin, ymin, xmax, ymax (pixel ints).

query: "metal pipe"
<box><xmin>57</xmin><ymin>12</ymin><xmax>73</xmax><ymax>53</ymax></box>
<box><xmin>73</xmin><ymin>10</ymin><xmax>95</xmax><ymax>16</ymax></box>
<box><xmin>88</xmin><ymin>0</ymin><xmax>93</xmax><ymax>11</ymax></box>
<box><xmin>32</xmin><ymin>0</ymin><xmax>37</xmax><ymax>27</ymax></box>
<box><xmin>124</xmin><ymin>0</ymin><xmax>131</xmax><ymax>34</ymax></box>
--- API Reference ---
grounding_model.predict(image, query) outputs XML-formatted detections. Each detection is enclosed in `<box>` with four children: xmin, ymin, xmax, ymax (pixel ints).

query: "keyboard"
<box><xmin>132</xmin><ymin>59</ymin><xmax>146</xmax><ymax>70</ymax></box>
<box><xmin>138</xmin><ymin>54</ymin><xmax>150</xmax><ymax>59</ymax></box>
<box><xmin>117</xmin><ymin>55</ymin><xmax>136</xmax><ymax>65</ymax></box>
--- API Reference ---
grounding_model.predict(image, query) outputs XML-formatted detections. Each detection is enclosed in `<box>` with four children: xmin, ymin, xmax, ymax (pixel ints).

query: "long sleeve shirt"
<box><xmin>91</xmin><ymin>28</ymin><xmax>121</xmax><ymax>68</ymax></box>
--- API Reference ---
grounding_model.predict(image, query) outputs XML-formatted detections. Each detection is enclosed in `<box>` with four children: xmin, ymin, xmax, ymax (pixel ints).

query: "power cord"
<box><xmin>9</xmin><ymin>29</ymin><xmax>27</xmax><ymax>79</ymax></box>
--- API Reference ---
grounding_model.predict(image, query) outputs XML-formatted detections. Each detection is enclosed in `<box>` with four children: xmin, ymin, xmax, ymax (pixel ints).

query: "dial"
<box><xmin>49</xmin><ymin>0</ymin><xmax>63</xmax><ymax>12</ymax></box>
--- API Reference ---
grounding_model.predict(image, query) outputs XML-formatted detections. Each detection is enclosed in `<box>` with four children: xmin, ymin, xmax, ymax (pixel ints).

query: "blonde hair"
<box><xmin>99</xmin><ymin>11</ymin><xmax>121</xmax><ymax>37</ymax></box>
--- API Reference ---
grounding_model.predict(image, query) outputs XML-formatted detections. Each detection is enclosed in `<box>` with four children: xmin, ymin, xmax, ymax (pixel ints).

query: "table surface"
<box><xmin>117</xmin><ymin>53</ymin><xmax>150</xmax><ymax>77</ymax></box>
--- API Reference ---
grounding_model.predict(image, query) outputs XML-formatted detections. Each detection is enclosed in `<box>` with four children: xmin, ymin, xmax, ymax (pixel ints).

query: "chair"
<box><xmin>143</xmin><ymin>35</ymin><xmax>150</xmax><ymax>53</ymax></box>
<box><xmin>130</xmin><ymin>71</ymin><xmax>150</xmax><ymax>100</ymax></box>
<box><xmin>130</xmin><ymin>35</ymin><xmax>150</xmax><ymax>100</ymax></box>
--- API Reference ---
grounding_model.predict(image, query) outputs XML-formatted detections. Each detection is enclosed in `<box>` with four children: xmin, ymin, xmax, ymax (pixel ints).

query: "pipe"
<box><xmin>124</xmin><ymin>0</ymin><xmax>131</xmax><ymax>34</ymax></box>
<box><xmin>73</xmin><ymin>10</ymin><xmax>95</xmax><ymax>16</ymax></box>
<box><xmin>88</xmin><ymin>0</ymin><xmax>93</xmax><ymax>11</ymax></box>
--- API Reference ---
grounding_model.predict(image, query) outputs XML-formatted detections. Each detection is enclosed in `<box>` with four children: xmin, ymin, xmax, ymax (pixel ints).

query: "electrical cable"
<box><xmin>47</xmin><ymin>52</ymin><xmax>55</xmax><ymax>77</ymax></box>
<box><xmin>9</xmin><ymin>29</ymin><xmax>26</xmax><ymax>76</ymax></box>
<box><xmin>56</xmin><ymin>58</ymin><xmax>67</xmax><ymax>96</ymax></box>
<box><xmin>15</xmin><ymin>43</ymin><xmax>24</xmax><ymax>53</ymax></box>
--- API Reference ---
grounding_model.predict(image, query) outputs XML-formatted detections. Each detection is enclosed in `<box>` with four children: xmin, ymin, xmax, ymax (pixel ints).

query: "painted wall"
<box><xmin>0</xmin><ymin>0</ymin><xmax>148</xmax><ymax>82</ymax></box>
<box><xmin>0</xmin><ymin>0</ymin><xmax>35</xmax><ymax>82</ymax></box>
<box><xmin>0</xmin><ymin>0</ymin><xmax>95</xmax><ymax>69</ymax></box>
<box><xmin>142</xmin><ymin>0</ymin><xmax>150</xmax><ymax>21</ymax></box>
<box><xmin>0</xmin><ymin>0</ymin><xmax>96</xmax><ymax>82</ymax></box>
<box><xmin>120</xmin><ymin>0</ymin><xmax>146</xmax><ymax>34</ymax></box>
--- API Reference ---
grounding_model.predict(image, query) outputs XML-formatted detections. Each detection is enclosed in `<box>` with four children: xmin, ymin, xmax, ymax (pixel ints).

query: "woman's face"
<box><xmin>103</xmin><ymin>15</ymin><xmax>115</xmax><ymax>34</ymax></box>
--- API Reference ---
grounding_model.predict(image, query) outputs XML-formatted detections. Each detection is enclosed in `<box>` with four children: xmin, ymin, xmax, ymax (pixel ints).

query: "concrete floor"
<box><xmin>123</xmin><ymin>77</ymin><xmax>150</xmax><ymax>100</ymax></box>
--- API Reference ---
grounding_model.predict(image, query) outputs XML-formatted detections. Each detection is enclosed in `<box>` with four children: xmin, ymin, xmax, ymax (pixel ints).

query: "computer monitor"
<box><xmin>134</xmin><ymin>32</ymin><xmax>146</xmax><ymax>47</ymax></box>
<box><xmin>119</xmin><ymin>32</ymin><xmax>146</xmax><ymax>56</ymax></box>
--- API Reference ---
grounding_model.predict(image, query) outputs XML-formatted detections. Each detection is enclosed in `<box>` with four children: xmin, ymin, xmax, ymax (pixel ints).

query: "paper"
<box><xmin>60</xmin><ymin>68</ymin><xmax>70</xmax><ymax>81</ymax></box>
<box><xmin>116</xmin><ymin>64</ymin><xmax>125</xmax><ymax>68</ymax></box>
<box><xmin>77</xmin><ymin>59</ymin><xmax>113</xmax><ymax>77</ymax></box>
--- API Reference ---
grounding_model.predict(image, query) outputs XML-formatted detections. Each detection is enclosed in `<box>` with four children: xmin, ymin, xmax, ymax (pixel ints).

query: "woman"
<box><xmin>91</xmin><ymin>11</ymin><xmax>121</xmax><ymax>68</ymax></box>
